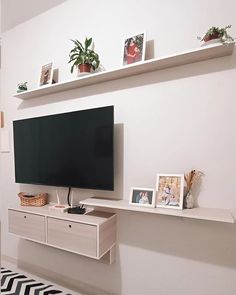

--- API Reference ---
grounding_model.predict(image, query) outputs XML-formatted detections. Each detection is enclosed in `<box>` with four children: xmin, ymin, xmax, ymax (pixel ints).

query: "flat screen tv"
<box><xmin>13</xmin><ymin>106</ymin><xmax>114</xmax><ymax>190</ymax></box>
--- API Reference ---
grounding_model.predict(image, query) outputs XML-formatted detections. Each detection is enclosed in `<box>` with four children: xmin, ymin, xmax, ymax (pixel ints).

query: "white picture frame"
<box><xmin>39</xmin><ymin>62</ymin><xmax>53</xmax><ymax>86</ymax></box>
<box><xmin>129</xmin><ymin>187</ymin><xmax>155</xmax><ymax>207</ymax></box>
<box><xmin>122</xmin><ymin>32</ymin><xmax>146</xmax><ymax>66</ymax></box>
<box><xmin>156</xmin><ymin>174</ymin><xmax>184</xmax><ymax>210</ymax></box>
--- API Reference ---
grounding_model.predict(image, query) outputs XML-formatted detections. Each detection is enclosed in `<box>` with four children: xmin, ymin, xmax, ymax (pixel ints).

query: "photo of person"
<box><xmin>129</xmin><ymin>187</ymin><xmax>155</xmax><ymax>207</ymax></box>
<box><xmin>156</xmin><ymin>174</ymin><xmax>184</xmax><ymax>210</ymax></box>
<box><xmin>39</xmin><ymin>62</ymin><xmax>53</xmax><ymax>86</ymax></box>
<box><xmin>122</xmin><ymin>33</ymin><xmax>146</xmax><ymax>66</ymax></box>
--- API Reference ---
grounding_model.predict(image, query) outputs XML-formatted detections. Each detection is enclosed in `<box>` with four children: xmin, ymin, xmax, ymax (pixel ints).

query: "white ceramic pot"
<box><xmin>184</xmin><ymin>191</ymin><xmax>194</xmax><ymax>209</ymax></box>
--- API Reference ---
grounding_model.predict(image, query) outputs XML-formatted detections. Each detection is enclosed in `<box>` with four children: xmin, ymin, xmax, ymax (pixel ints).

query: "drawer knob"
<box><xmin>69</xmin><ymin>224</ymin><xmax>72</xmax><ymax>228</ymax></box>
<box><xmin>24</xmin><ymin>216</ymin><xmax>26</xmax><ymax>219</ymax></box>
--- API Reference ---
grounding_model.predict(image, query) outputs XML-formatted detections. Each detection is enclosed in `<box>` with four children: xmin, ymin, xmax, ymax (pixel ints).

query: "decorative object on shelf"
<box><xmin>48</xmin><ymin>204</ymin><xmax>69</xmax><ymax>213</ymax></box>
<box><xmin>156</xmin><ymin>174</ymin><xmax>184</xmax><ymax>210</ymax></box>
<box><xmin>129</xmin><ymin>187</ymin><xmax>155</xmax><ymax>207</ymax></box>
<box><xmin>18</xmin><ymin>192</ymin><xmax>48</xmax><ymax>206</ymax></box>
<box><xmin>198</xmin><ymin>25</ymin><xmax>234</xmax><ymax>45</ymax></box>
<box><xmin>52</xmin><ymin>68</ymin><xmax>59</xmax><ymax>84</ymax></box>
<box><xmin>69</xmin><ymin>37</ymin><xmax>100</xmax><ymax>75</ymax></box>
<box><xmin>48</xmin><ymin>190</ymin><xmax>69</xmax><ymax>212</ymax></box>
<box><xmin>39</xmin><ymin>62</ymin><xmax>53</xmax><ymax>86</ymax></box>
<box><xmin>122</xmin><ymin>32</ymin><xmax>146</xmax><ymax>66</ymax></box>
<box><xmin>184</xmin><ymin>191</ymin><xmax>194</xmax><ymax>209</ymax></box>
<box><xmin>17</xmin><ymin>82</ymin><xmax>28</xmax><ymax>93</ymax></box>
<box><xmin>184</xmin><ymin>170</ymin><xmax>204</xmax><ymax>209</ymax></box>
<box><xmin>0</xmin><ymin>111</ymin><xmax>4</xmax><ymax>128</ymax></box>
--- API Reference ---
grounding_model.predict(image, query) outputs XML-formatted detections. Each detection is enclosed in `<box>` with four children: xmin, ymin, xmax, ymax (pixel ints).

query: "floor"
<box><xmin>1</xmin><ymin>263</ymin><xmax>80</xmax><ymax>295</ymax></box>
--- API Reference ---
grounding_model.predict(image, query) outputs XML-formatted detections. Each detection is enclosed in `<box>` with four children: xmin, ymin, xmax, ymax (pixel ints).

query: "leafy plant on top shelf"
<box><xmin>68</xmin><ymin>37</ymin><xmax>100</xmax><ymax>73</ymax></box>
<box><xmin>198</xmin><ymin>25</ymin><xmax>235</xmax><ymax>44</ymax></box>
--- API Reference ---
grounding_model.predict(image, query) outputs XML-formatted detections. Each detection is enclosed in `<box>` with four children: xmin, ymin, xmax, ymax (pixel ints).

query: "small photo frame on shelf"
<box><xmin>129</xmin><ymin>187</ymin><xmax>155</xmax><ymax>207</ymax></box>
<box><xmin>39</xmin><ymin>62</ymin><xmax>53</xmax><ymax>86</ymax></box>
<box><xmin>122</xmin><ymin>32</ymin><xmax>146</xmax><ymax>66</ymax></box>
<box><xmin>156</xmin><ymin>174</ymin><xmax>184</xmax><ymax>210</ymax></box>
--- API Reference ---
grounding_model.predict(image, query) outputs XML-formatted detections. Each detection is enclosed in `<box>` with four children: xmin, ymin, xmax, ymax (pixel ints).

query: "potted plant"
<box><xmin>17</xmin><ymin>82</ymin><xmax>28</xmax><ymax>93</ymax></box>
<box><xmin>68</xmin><ymin>37</ymin><xmax>100</xmax><ymax>74</ymax></box>
<box><xmin>198</xmin><ymin>25</ymin><xmax>234</xmax><ymax>45</ymax></box>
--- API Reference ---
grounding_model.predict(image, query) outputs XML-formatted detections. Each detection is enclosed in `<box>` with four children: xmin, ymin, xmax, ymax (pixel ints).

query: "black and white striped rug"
<box><xmin>1</xmin><ymin>267</ymin><xmax>75</xmax><ymax>295</ymax></box>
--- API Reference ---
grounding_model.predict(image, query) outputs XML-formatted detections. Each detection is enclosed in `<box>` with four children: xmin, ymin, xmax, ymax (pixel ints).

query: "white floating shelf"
<box><xmin>14</xmin><ymin>42</ymin><xmax>235</xmax><ymax>100</ymax></box>
<box><xmin>80</xmin><ymin>198</ymin><xmax>234</xmax><ymax>223</ymax></box>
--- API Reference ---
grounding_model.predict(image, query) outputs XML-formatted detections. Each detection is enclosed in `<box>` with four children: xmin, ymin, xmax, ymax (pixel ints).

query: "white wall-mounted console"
<box><xmin>14</xmin><ymin>42</ymin><xmax>235</xmax><ymax>100</ymax></box>
<box><xmin>80</xmin><ymin>198</ymin><xmax>234</xmax><ymax>224</ymax></box>
<box><xmin>8</xmin><ymin>206</ymin><xmax>117</xmax><ymax>264</ymax></box>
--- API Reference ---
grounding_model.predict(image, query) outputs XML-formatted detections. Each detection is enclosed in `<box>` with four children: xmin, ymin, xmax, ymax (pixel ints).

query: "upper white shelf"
<box><xmin>14</xmin><ymin>42</ymin><xmax>235</xmax><ymax>100</ymax></box>
<box><xmin>80</xmin><ymin>197</ymin><xmax>234</xmax><ymax>223</ymax></box>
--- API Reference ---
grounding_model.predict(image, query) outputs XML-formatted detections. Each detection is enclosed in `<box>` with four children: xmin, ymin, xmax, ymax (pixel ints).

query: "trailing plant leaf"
<box><xmin>70</xmin><ymin>39</ymin><xmax>84</xmax><ymax>51</ymax></box>
<box><xmin>85</xmin><ymin>37</ymin><xmax>92</xmax><ymax>51</ymax></box>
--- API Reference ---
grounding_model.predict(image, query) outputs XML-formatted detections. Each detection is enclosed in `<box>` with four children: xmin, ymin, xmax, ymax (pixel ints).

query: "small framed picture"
<box><xmin>156</xmin><ymin>174</ymin><xmax>184</xmax><ymax>210</ymax></box>
<box><xmin>122</xmin><ymin>32</ymin><xmax>146</xmax><ymax>66</ymax></box>
<box><xmin>129</xmin><ymin>187</ymin><xmax>155</xmax><ymax>207</ymax></box>
<box><xmin>39</xmin><ymin>62</ymin><xmax>53</xmax><ymax>86</ymax></box>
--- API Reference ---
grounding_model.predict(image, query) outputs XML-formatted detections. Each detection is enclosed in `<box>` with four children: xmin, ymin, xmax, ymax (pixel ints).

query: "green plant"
<box><xmin>198</xmin><ymin>25</ymin><xmax>234</xmax><ymax>43</ymax></box>
<box><xmin>17</xmin><ymin>82</ymin><xmax>27</xmax><ymax>91</ymax></box>
<box><xmin>68</xmin><ymin>37</ymin><xmax>100</xmax><ymax>73</ymax></box>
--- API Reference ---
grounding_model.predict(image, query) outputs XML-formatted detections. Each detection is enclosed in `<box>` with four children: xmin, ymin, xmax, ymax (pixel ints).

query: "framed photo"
<box><xmin>129</xmin><ymin>187</ymin><xmax>155</xmax><ymax>207</ymax></box>
<box><xmin>156</xmin><ymin>174</ymin><xmax>184</xmax><ymax>210</ymax></box>
<box><xmin>39</xmin><ymin>62</ymin><xmax>53</xmax><ymax>86</ymax></box>
<box><xmin>122</xmin><ymin>32</ymin><xmax>146</xmax><ymax>66</ymax></box>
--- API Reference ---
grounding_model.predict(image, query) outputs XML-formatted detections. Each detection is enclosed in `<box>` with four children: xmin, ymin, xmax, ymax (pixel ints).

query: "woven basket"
<box><xmin>18</xmin><ymin>192</ymin><xmax>47</xmax><ymax>207</ymax></box>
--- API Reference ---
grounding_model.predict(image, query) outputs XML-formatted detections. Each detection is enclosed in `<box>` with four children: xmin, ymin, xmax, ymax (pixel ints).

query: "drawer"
<box><xmin>8</xmin><ymin>210</ymin><xmax>45</xmax><ymax>242</ymax></box>
<box><xmin>47</xmin><ymin>218</ymin><xmax>97</xmax><ymax>257</ymax></box>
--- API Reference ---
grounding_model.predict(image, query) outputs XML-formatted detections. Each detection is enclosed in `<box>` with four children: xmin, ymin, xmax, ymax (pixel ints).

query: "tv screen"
<box><xmin>13</xmin><ymin>106</ymin><xmax>114</xmax><ymax>190</ymax></box>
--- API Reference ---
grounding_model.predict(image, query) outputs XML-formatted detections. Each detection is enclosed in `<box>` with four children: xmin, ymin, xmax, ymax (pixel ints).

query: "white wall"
<box><xmin>1</xmin><ymin>0</ymin><xmax>67</xmax><ymax>32</ymax></box>
<box><xmin>1</xmin><ymin>0</ymin><xmax>236</xmax><ymax>294</ymax></box>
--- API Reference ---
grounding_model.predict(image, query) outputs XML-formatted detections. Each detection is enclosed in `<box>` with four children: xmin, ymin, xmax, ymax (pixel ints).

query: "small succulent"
<box><xmin>198</xmin><ymin>25</ymin><xmax>235</xmax><ymax>44</ymax></box>
<box><xmin>17</xmin><ymin>82</ymin><xmax>28</xmax><ymax>92</ymax></box>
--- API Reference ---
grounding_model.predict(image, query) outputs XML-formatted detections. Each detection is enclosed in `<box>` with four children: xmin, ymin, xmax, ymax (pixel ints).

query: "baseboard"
<box><xmin>1</xmin><ymin>254</ymin><xmax>114</xmax><ymax>295</ymax></box>
<box><xmin>1</xmin><ymin>254</ymin><xmax>16</xmax><ymax>265</ymax></box>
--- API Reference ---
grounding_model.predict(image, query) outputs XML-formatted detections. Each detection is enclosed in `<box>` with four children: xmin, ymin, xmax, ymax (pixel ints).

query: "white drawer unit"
<box><xmin>8</xmin><ymin>209</ymin><xmax>46</xmax><ymax>242</ymax></box>
<box><xmin>47</xmin><ymin>218</ymin><xmax>97</xmax><ymax>257</ymax></box>
<box><xmin>8</xmin><ymin>206</ymin><xmax>116</xmax><ymax>263</ymax></box>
